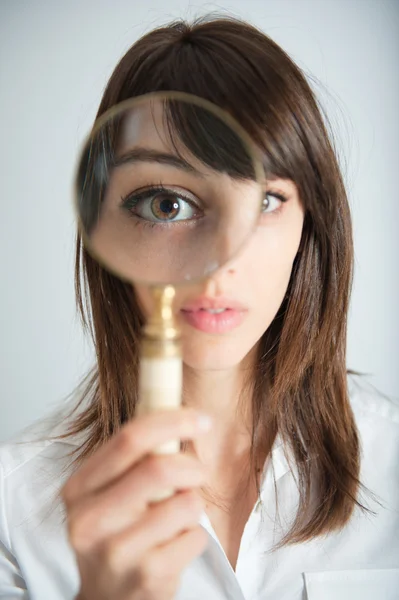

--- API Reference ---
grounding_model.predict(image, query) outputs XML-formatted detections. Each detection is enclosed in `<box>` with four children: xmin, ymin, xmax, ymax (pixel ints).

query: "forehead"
<box><xmin>118</xmin><ymin>100</ymin><xmax>167</xmax><ymax>151</ymax></box>
<box><xmin>117</xmin><ymin>99</ymin><xmax>208</xmax><ymax>173</ymax></box>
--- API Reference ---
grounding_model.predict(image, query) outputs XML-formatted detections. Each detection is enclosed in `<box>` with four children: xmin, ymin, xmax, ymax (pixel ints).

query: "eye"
<box><xmin>261</xmin><ymin>191</ymin><xmax>287</xmax><ymax>214</ymax></box>
<box><xmin>122</xmin><ymin>186</ymin><xmax>202</xmax><ymax>224</ymax></box>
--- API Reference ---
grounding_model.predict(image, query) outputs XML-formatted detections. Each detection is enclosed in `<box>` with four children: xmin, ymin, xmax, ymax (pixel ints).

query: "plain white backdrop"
<box><xmin>0</xmin><ymin>0</ymin><xmax>398</xmax><ymax>441</ymax></box>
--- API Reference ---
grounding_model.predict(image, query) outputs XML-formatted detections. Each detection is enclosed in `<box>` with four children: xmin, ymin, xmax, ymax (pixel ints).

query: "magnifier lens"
<box><xmin>76</xmin><ymin>92</ymin><xmax>265</xmax><ymax>285</ymax></box>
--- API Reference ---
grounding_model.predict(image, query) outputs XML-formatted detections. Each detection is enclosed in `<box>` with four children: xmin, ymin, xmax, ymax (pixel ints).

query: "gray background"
<box><xmin>0</xmin><ymin>0</ymin><xmax>398</xmax><ymax>441</ymax></box>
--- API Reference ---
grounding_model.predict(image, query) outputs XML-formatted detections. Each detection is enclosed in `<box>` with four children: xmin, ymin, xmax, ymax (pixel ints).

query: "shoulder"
<box><xmin>0</xmin><ymin>406</ymin><xmax>85</xmax><ymax>597</ymax></box>
<box><xmin>348</xmin><ymin>372</ymin><xmax>399</xmax><ymax>427</ymax></box>
<box><xmin>0</xmin><ymin>402</ymin><xmax>86</xmax><ymax>548</ymax></box>
<box><xmin>347</xmin><ymin>372</ymin><xmax>399</xmax><ymax>507</ymax></box>
<box><xmin>0</xmin><ymin>402</ymin><xmax>85</xmax><ymax>482</ymax></box>
<box><xmin>348</xmin><ymin>372</ymin><xmax>399</xmax><ymax>452</ymax></box>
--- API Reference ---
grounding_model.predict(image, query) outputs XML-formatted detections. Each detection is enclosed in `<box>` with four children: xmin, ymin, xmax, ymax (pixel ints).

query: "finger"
<box><xmin>66</xmin><ymin>457</ymin><xmax>206</xmax><ymax>549</ymax></box>
<box><xmin>126</xmin><ymin>527</ymin><xmax>209</xmax><ymax>598</ymax></box>
<box><xmin>140</xmin><ymin>526</ymin><xmax>209</xmax><ymax>581</ymax></box>
<box><xmin>119</xmin><ymin>490</ymin><xmax>205</xmax><ymax>560</ymax></box>
<box><xmin>101</xmin><ymin>501</ymin><xmax>208</xmax><ymax>576</ymax></box>
<box><xmin>62</xmin><ymin>408</ymin><xmax>212</xmax><ymax>504</ymax></box>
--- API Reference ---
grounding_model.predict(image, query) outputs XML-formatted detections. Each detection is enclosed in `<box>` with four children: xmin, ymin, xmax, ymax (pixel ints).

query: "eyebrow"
<box><xmin>114</xmin><ymin>147</ymin><xmax>205</xmax><ymax>177</ymax></box>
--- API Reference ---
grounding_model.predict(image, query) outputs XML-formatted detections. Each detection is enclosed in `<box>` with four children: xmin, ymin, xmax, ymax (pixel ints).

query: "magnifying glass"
<box><xmin>74</xmin><ymin>91</ymin><xmax>265</xmax><ymax>499</ymax></box>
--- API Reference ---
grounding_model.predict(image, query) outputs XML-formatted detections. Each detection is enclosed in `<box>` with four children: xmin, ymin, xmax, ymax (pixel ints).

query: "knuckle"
<box><xmin>191</xmin><ymin>526</ymin><xmax>209</xmax><ymax>552</ymax></box>
<box><xmin>100</xmin><ymin>539</ymin><xmax>122</xmax><ymax>573</ymax></box>
<box><xmin>61</xmin><ymin>479</ymin><xmax>77</xmax><ymax>506</ymax></box>
<box><xmin>66</xmin><ymin>503</ymin><xmax>101</xmax><ymax>555</ymax></box>
<box><xmin>180</xmin><ymin>491</ymin><xmax>204</xmax><ymax>516</ymax></box>
<box><xmin>139</xmin><ymin>553</ymin><xmax>162</xmax><ymax>583</ymax></box>
<box><xmin>67</xmin><ymin>513</ymin><xmax>89</xmax><ymax>552</ymax></box>
<box><xmin>115</xmin><ymin>426</ymin><xmax>141</xmax><ymax>455</ymax></box>
<box><xmin>180</xmin><ymin>407</ymin><xmax>199</xmax><ymax>424</ymax></box>
<box><xmin>181</xmin><ymin>455</ymin><xmax>205</xmax><ymax>478</ymax></box>
<box><xmin>147</xmin><ymin>455</ymin><xmax>171</xmax><ymax>485</ymax></box>
<box><xmin>176</xmin><ymin>409</ymin><xmax>191</xmax><ymax>429</ymax></box>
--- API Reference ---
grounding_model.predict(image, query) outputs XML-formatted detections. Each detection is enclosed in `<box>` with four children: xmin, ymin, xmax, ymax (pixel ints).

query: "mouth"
<box><xmin>180</xmin><ymin>298</ymin><xmax>247</xmax><ymax>334</ymax></box>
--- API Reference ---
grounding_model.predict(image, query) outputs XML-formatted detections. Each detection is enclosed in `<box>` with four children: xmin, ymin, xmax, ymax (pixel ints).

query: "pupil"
<box><xmin>160</xmin><ymin>199</ymin><xmax>175</xmax><ymax>214</ymax></box>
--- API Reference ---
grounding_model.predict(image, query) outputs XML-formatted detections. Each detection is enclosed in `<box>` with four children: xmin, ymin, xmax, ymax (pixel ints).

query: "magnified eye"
<box><xmin>122</xmin><ymin>186</ymin><xmax>202</xmax><ymax>223</ymax></box>
<box><xmin>145</xmin><ymin>192</ymin><xmax>194</xmax><ymax>222</ymax></box>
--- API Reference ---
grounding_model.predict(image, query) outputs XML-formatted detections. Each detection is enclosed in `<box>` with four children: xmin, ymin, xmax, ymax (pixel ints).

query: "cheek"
<box><xmin>134</xmin><ymin>285</ymin><xmax>154</xmax><ymax>318</ymax></box>
<box><xmin>247</xmin><ymin>218</ymin><xmax>303</xmax><ymax>303</ymax></box>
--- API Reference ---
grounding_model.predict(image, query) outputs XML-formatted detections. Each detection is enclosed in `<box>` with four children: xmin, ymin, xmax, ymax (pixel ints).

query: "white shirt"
<box><xmin>0</xmin><ymin>374</ymin><xmax>398</xmax><ymax>600</ymax></box>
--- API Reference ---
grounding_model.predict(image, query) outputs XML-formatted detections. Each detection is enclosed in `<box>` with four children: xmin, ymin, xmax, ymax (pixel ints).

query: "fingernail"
<box><xmin>197</xmin><ymin>414</ymin><xmax>213</xmax><ymax>431</ymax></box>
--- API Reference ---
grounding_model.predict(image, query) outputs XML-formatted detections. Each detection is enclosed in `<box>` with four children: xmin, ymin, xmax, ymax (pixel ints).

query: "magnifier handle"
<box><xmin>139</xmin><ymin>353</ymin><xmax>182</xmax><ymax>502</ymax></box>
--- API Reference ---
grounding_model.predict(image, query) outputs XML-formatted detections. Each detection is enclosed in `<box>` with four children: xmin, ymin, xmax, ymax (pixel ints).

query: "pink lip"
<box><xmin>181</xmin><ymin>297</ymin><xmax>246</xmax><ymax>312</ymax></box>
<box><xmin>180</xmin><ymin>297</ymin><xmax>247</xmax><ymax>334</ymax></box>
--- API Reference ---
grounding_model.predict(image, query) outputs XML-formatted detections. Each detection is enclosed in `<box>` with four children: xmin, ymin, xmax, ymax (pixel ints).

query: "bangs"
<box><xmin>163</xmin><ymin>99</ymin><xmax>257</xmax><ymax>180</ymax></box>
<box><xmin>109</xmin><ymin>17</ymin><xmax>317</xmax><ymax>194</ymax></box>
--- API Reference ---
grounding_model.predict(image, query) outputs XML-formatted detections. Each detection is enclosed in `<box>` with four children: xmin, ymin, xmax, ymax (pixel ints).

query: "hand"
<box><xmin>61</xmin><ymin>408</ymin><xmax>212</xmax><ymax>600</ymax></box>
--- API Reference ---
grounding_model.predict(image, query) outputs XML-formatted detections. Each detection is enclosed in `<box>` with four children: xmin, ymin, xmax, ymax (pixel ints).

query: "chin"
<box><xmin>181</xmin><ymin>331</ymin><xmax>254</xmax><ymax>372</ymax></box>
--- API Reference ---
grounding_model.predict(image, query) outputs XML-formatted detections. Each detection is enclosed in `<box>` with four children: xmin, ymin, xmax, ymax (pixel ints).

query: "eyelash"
<box><xmin>122</xmin><ymin>183</ymin><xmax>198</xmax><ymax>206</ymax></box>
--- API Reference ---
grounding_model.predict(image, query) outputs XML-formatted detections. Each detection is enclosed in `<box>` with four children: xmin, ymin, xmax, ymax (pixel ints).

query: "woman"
<box><xmin>0</xmin><ymin>15</ymin><xmax>398</xmax><ymax>600</ymax></box>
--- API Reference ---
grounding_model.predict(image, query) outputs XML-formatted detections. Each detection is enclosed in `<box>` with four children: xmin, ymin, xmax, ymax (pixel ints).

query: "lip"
<box><xmin>181</xmin><ymin>296</ymin><xmax>247</xmax><ymax>312</ymax></box>
<box><xmin>180</xmin><ymin>296</ymin><xmax>247</xmax><ymax>334</ymax></box>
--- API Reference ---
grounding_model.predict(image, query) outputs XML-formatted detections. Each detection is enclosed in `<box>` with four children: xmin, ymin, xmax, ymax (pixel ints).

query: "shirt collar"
<box><xmin>258</xmin><ymin>432</ymin><xmax>294</xmax><ymax>497</ymax></box>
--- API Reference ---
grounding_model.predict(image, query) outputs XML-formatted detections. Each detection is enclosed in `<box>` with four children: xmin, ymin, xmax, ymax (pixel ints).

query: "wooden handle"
<box><xmin>139</xmin><ymin>353</ymin><xmax>182</xmax><ymax>501</ymax></box>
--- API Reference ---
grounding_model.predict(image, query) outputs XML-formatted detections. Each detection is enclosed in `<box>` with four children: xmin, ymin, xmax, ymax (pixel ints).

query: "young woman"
<box><xmin>0</xmin><ymin>15</ymin><xmax>398</xmax><ymax>600</ymax></box>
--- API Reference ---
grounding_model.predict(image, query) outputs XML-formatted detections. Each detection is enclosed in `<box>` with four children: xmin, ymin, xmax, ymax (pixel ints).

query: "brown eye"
<box><xmin>122</xmin><ymin>186</ymin><xmax>202</xmax><ymax>224</ymax></box>
<box><xmin>151</xmin><ymin>194</ymin><xmax>180</xmax><ymax>221</ymax></box>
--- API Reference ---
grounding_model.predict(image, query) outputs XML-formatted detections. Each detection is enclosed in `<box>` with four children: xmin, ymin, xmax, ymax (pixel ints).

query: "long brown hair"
<box><xmin>62</xmin><ymin>15</ymin><xmax>372</xmax><ymax>547</ymax></box>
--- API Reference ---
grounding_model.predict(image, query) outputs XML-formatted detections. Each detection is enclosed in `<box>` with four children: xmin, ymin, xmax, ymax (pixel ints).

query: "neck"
<box><xmin>181</xmin><ymin>354</ymin><xmax>255</xmax><ymax>469</ymax></box>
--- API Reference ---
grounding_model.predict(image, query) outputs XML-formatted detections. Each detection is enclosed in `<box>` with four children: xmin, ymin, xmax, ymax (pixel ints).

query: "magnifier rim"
<box><xmin>73</xmin><ymin>90</ymin><xmax>266</xmax><ymax>287</ymax></box>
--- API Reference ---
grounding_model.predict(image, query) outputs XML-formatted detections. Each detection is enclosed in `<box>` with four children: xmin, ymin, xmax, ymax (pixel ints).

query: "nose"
<box><xmin>200</xmin><ymin>257</ymin><xmax>237</xmax><ymax>296</ymax></box>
